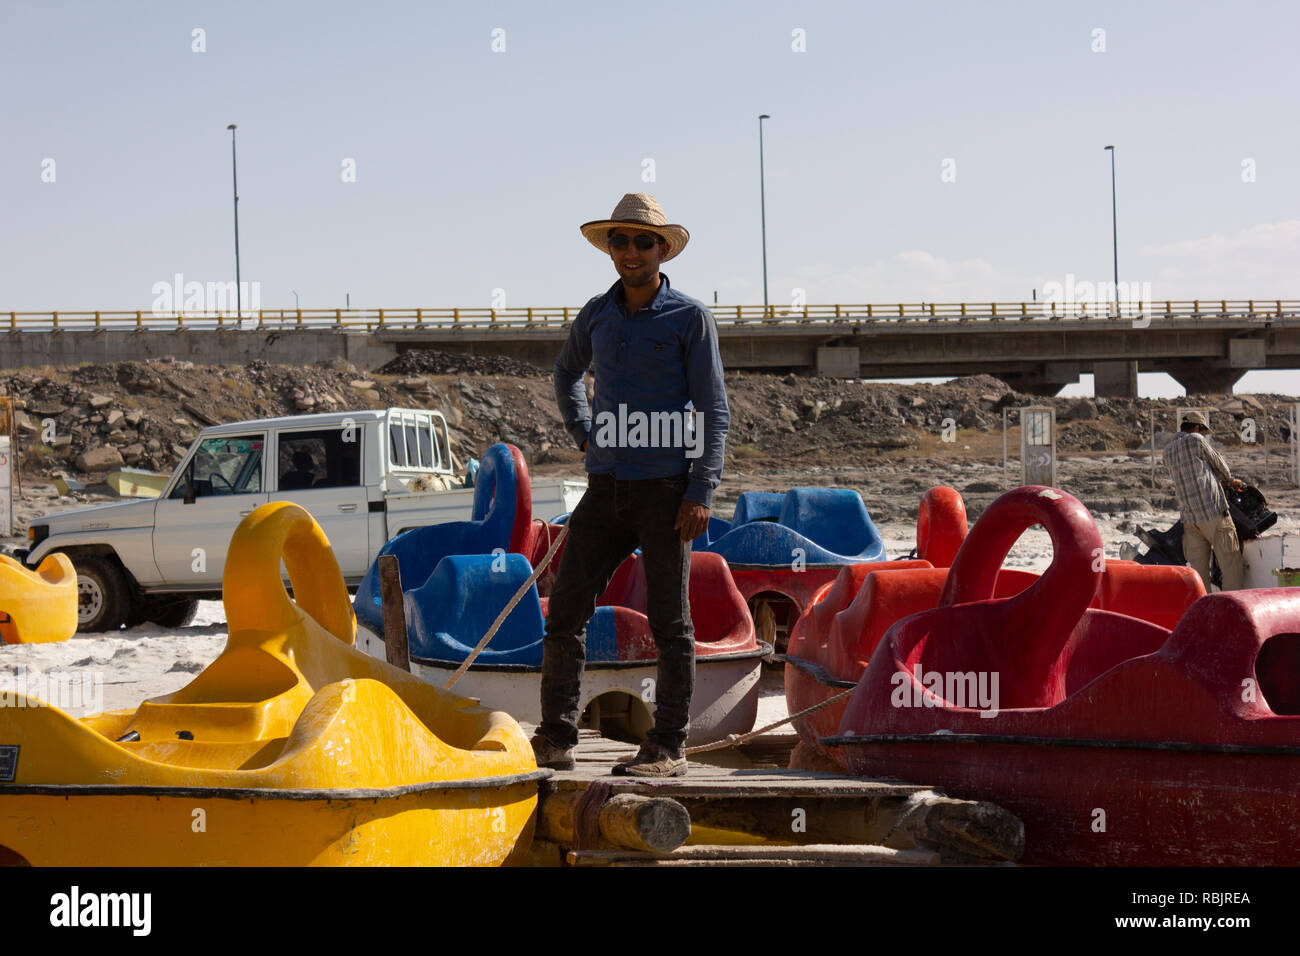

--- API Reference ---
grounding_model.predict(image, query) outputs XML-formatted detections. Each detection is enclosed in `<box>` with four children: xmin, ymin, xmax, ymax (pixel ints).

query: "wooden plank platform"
<box><xmin>565</xmin><ymin>844</ymin><xmax>943</xmax><ymax>867</ymax></box>
<box><xmin>532</xmin><ymin>731</ymin><xmax>1026</xmax><ymax>865</ymax></box>
<box><xmin>547</xmin><ymin>730</ymin><xmax>926</xmax><ymax>797</ymax></box>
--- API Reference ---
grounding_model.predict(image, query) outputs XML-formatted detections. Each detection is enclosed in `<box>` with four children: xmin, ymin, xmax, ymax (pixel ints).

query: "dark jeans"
<box><xmin>538</xmin><ymin>472</ymin><xmax>695</xmax><ymax>752</ymax></box>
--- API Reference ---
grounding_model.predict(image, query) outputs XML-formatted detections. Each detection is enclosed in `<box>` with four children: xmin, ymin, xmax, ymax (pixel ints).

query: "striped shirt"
<box><xmin>1162</xmin><ymin>431</ymin><xmax>1233</xmax><ymax>524</ymax></box>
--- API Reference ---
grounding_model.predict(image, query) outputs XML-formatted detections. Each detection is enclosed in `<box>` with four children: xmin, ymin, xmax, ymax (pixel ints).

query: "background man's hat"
<box><xmin>1183</xmin><ymin>410</ymin><xmax>1209</xmax><ymax>427</ymax></box>
<box><xmin>580</xmin><ymin>193</ymin><xmax>690</xmax><ymax>261</ymax></box>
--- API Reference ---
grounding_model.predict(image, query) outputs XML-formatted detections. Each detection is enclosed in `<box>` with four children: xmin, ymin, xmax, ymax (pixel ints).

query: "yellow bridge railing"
<box><xmin>3</xmin><ymin>300</ymin><xmax>1297</xmax><ymax>332</ymax></box>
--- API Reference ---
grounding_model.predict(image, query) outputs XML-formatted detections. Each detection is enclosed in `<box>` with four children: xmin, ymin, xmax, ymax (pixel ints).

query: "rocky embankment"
<box><xmin>1</xmin><ymin>353</ymin><xmax>1294</xmax><ymax>524</ymax></box>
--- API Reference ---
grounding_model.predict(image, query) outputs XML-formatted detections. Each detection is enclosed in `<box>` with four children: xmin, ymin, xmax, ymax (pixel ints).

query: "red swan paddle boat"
<box><xmin>826</xmin><ymin>485</ymin><xmax>1300</xmax><ymax>865</ymax></box>
<box><xmin>789</xmin><ymin>486</ymin><xmax>1204</xmax><ymax>772</ymax></box>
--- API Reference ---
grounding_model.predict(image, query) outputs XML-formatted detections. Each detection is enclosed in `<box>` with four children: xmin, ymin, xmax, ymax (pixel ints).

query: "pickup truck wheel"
<box><xmin>145</xmin><ymin>596</ymin><xmax>200</xmax><ymax>628</ymax></box>
<box><xmin>72</xmin><ymin>557</ymin><xmax>133</xmax><ymax>633</ymax></box>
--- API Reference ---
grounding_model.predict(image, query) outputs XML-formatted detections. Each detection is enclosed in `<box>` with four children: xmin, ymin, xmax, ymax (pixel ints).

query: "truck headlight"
<box><xmin>27</xmin><ymin>524</ymin><xmax>49</xmax><ymax>547</ymax></box>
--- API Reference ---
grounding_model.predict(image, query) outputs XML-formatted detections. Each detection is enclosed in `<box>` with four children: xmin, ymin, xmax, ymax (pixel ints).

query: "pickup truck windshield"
<box><xmin>170</xmin><ymin>436</ymin><xmax>265</xmax><ymax>498</ymax></box>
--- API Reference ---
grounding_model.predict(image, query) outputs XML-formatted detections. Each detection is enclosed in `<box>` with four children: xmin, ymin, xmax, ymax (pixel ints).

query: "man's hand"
<box><xmin>675</xmin><ymin>499</ymin><xmax>710</xmax><ymax>542</ymax></box>
<box><xmin>1229</xmin><ymin>478</ymin><xmax>1244</xmax><ymax>492</ymax></box>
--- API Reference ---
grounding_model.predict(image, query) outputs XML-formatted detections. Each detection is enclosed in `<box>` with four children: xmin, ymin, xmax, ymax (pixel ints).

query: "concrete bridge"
<box><xmin>4</xmin><ymin>299</ymin><xmax>1297</xmax><ymax>396</ymax></box>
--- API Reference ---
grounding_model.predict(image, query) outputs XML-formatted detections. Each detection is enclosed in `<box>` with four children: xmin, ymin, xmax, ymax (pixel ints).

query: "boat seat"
<box><xmin>797</xmin><ymin>564</ymin><xmax>883</xmax><ymax>655</ymax></box>
<box><xmin>1094</xmin><ymin>562</ymin><xmax>1205</xmax><ymax>631</ymax></box>
<box><xmin>733</xmin><ymin>492</ymin><xmax>785</xmax><ymax>526</ymax></box>
<box><xmin>355</xmin><ymin>443</ymin><xmax>535</xmax><ymax>632</ymax></box>
<box><xmin>914</xmin><ymin>486</ymin><xmax>968</xmax><ymax>568</ymax></box>
<box><xmin>1059</xmin><ymin>612</ymin><xmax>1173</xmax><ymax>699</ymax></box>
<box><xmin>593</xmin><ymin>551</ymin><xmax>754</xmax><ymax>653</ymax></box>
<box><xmin>698</xmin><ymin>487</ymin><xmax>887</xmax><ymax>565</ymax></box>
<box><xmin>406</xmin><ymin>554</ymin><xmax>546</xmax><ymax>665</ymax></box>
<box><xmin>778</xmin><ymin>488</ymin><xmax>884</xmax><ymax>560</ymax></box>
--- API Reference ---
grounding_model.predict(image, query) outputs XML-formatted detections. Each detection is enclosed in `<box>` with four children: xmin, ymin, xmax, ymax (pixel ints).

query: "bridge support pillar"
<box><xmin>816</xmin><ymin>346</ymin><xmax>860</xmax><ymax>378</ymax></box>
<box><xmin>1166</xmin><ymin>365</ymin><xmax>1245</xmax><ymax>395</ymax></box>
<box><xmin>1093</xmin><ymin>360</ymin><xmax>1139</xmax><ymax>398</ymax></box>
<box><xmin>999</xmin><ymin>363</ymin><xmax>1077</xmax><ymax>396</ymax></box>
<box><xmin>344</xmin><ymin>332</ymin><xmax>397</xmax><ymax>369</ymax></box>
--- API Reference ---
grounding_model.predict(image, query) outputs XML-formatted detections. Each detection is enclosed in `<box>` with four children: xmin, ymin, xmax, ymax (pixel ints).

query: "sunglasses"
<box><xmin>608</xmin><ymin>234</ymin><xmax>662</xmax><ymax>252</ymax></box>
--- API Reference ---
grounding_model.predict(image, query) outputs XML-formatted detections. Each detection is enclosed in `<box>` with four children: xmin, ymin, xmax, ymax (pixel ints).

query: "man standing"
<box><xmin>531</xmin><ymin>193</ymin><xmax>729</xmax><ymax>777</ymax></box>
<box><xmin>1163</xmin><ymin>410</ymin><xmax>1245</xmax><ymax>591</ymax></box>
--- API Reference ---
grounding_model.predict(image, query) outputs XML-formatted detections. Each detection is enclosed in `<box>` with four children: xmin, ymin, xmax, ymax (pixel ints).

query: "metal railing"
<box><xmin>4</xmin><ymin>299</ymin><xmax>1297</xmax><ymax>332</ymax></box>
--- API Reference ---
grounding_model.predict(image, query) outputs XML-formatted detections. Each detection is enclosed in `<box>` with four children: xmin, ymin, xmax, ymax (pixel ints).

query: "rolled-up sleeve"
<box><xmin>554</xmin><ymin>305</ymin><xmax>594</xmax><ymax>449</ymax></box>
<box><xmin>683</xmin><ymin>306</ymin><xmax>730</xmax><ymax>508</ymax></box>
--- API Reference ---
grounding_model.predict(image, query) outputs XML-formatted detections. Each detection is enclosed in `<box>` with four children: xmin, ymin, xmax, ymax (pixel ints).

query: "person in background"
<box><xmin>279</xmin><ymin>450</ymin><xmax>317</xmax><ymax>490</ymax></box>
<box><xmin>1163</xmin><ymin>410</ymin><xmax>1244</xmax><ymax>591</ymax></box>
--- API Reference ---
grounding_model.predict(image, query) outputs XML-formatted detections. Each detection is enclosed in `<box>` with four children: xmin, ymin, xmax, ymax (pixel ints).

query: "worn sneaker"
<box><xmin>530</xmin><ymin>733</ymin><xmax>575</xmax><ymax>771</ymax></box>
<box><xmin>611</xmin><ymin>741</ymin><xmax>687</xmax><ymax>777</ymax></box>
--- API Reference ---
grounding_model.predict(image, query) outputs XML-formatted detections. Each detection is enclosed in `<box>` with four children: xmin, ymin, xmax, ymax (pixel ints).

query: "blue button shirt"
<box><xmin>554</xmin><ymin>274</ymin><xmax>730</xmax><ymax>508</ymax></box>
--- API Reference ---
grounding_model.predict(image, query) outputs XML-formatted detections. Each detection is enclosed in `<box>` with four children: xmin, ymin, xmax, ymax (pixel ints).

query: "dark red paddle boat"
<box><xmin>825</xmin><ymin>485</ymin><xmax>1300</xmax><ymax>866</ymax></box>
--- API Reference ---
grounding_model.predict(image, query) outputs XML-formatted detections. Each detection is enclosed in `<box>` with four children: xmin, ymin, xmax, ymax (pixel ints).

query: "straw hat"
<box><xmin>580</xmin><ymin>193</ymin><xmax>690</xmax><ymax>261</ymax></box>
<box><xmin>1183</xmin><ymin>410</ymin><xmax>1209</xmax><ymax>428</ymax></box>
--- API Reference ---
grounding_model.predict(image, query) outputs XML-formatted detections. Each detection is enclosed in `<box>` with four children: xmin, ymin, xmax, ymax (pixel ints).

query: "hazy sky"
<box><xmin>3</xmin><ymin>1</ymin><xmax>1297</xmax><ymax>397</ymax></box>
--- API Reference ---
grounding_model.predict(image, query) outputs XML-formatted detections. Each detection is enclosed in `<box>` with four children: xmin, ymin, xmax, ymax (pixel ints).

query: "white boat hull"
<box><xmin>357</xmin><ymin>625</ymin><xmax>764</xmax><ymax>746</ymax></box>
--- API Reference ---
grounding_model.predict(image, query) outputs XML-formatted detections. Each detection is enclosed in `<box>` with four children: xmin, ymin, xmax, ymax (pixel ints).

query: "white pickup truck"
<box><xmin>18</xmin><ymin>408</ymin><xmax>585</xmax><ymax>632</ymax></box>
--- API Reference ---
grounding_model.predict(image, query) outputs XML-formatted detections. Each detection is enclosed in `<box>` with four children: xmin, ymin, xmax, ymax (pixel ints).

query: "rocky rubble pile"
<box><xmin>3</xmin><ymin>358</ymin><xmax>406</xmax><ymax>477</ymax></box>
<box><xmin>0</xmin><ymin>357</ymin><xmax>575</xmax><ymax>481</ymax></box>
<box><xmin>0</xmin><ymin>358</ymin><xmax>1293</xmax><ymax>487</ymax></box>
<box><xmin>725</xmin><ymin>372</ymin><xmax>1019</xmax><ymax>455</ymax></box>
<box><xmin>378</xmin><ymin>349</ymin><xmax>547</xmax><ymax>377</ymax></box>
<box><xmin>724</xmin><ymin>372</ymin><xmax>1290</xmax><ymax>462</ymax></box>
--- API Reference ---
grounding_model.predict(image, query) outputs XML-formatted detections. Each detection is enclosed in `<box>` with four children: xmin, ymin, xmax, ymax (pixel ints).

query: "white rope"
<box><xmin>685</xmin><ymin>685</ymin><xmax>856</xmax><ymax>755</ymax></box>
<box><xmin>442</xmin><ymin>522</ymin><xmax>571</xmax><ymax>690</ymax></box>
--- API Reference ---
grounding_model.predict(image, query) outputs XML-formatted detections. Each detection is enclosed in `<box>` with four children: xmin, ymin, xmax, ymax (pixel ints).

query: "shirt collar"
<box><xmin>609</xmin><ymin>273</ymin><xmax>672</xmax><ymax>312</ymax></box>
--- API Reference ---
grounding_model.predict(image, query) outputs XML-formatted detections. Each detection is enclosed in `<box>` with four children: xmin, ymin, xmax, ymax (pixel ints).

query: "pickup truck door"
<box><xmin>153</xmin><ymin>433</ymin><xmax>269</xmax><ymax>588</ymax></box>
<box><xmin>269</xmin><ymin>423</ymin><xmax>370</xmax><ymax>582</ymax></box>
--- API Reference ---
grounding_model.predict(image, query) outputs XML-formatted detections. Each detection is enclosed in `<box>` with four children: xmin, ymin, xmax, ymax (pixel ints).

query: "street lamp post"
<box><xmin>758</xmin><ymin>114</ymin><xmax>771</xmax><ymax>317</ymax></box>
<box><xmin>227</xmin><ymin>124</ymin><xmax>241</xmax><ymax>318</ymax></box>
<box><xmin>292</xmin><ymin>289</ymin><xmax>300</xmax><ymax>310</ymax></box>
<box><xmin>1104</xmin><ymin>145</ymin><xmax>1118</xmax><ymax>311</ymax></box>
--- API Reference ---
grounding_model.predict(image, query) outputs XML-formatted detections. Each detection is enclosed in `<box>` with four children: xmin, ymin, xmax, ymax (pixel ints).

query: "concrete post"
<box><xmin>1093</xmin><ymin>360</ymin><xmax>1139</xmax><ymax>398</ymax></box>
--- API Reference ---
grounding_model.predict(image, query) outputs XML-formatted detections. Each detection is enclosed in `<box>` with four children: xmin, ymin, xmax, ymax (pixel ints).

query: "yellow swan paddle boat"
<box><xmin>0</xmin><ymin>501</ymin><xmax>546</xmax><ymax>866</ymax></box>
<box><xmin>0</xmin><ymin>553</ymin><xmax>77</xmax><ymax>645</ymax></box>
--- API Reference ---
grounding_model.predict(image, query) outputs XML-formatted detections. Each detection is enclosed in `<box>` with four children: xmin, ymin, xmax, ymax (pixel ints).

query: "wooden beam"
<box><xmin>566</xmin><ymin>844</ymin><xmax>941</xmax><ymax>867</ymax></box>
<box><xmin>538</xmin><ymin>789</ymin><xmax>691</xmax><ymax>853</ymax></box>
<box><xmin>545</xmin><ymin>772</ymin><xmax>926</xmax><ymax>798</ymax></box>
<box><xmin>878</xmin><ymin>789</ymin><xmax>1025</xmax><ymax>861</ymax></box>
<box><xmin>670</xmin><ymin>789</ymin><xmax>1023</xmax><ymax>862</ymax></box>
<box><xmin>378</xmin><ymin>554</ymin><xmax>410</xmax><ymax>671</ymax></box>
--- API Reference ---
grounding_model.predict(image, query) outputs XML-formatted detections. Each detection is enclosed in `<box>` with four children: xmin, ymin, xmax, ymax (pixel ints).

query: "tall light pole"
<box><xmin>227</xmin><ymin>124</ymin><xmax>242</xmax><ymax>318</ymax></box>
<box><xmin>1104</xmin><ymin>145</ymin><xmax>1118</xmax><ymax>309</ymax></box>
<box><xmin>758</xmin><ymin>114</ymin><xmax>771</xmax><ymax>316</ymax></box>
<box><xmin>292</xmin><ymin>289</ymin><xmax>300</xmax><ymax>309</ymax></box>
